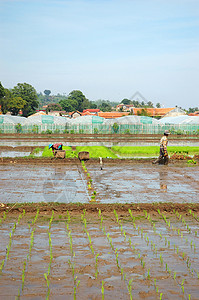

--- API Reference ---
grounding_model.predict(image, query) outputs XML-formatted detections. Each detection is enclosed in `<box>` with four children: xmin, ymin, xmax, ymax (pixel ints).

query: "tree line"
<box><xmin>0</xmin><ymin>81</ymin><xmax>198</xmax><ymax>116</ymax></box>
<box><xmin>0</xmin><ymin>82</ymin><xmax>114</xmax><ymax>116</ymax></box>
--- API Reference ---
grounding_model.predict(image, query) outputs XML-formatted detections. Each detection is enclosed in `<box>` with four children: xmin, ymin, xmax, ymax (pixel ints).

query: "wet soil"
<box><xmin>0</xmin><ymin>210</ymin><xmax>198</xmax><ymax>299</ymax></box>
<box><xmin>1</xmin><ymin>161</ymin><xmax>198</xmax><ymax>205</ymax></box>
<box><xmin>1</xmin><ymin>134</ymin><xmax>199</xmax><ymax>148</ymax></box>
<box><xmin>1</xmin><ymin>133</ymin><xmax>199</xmax><ymax>140</ymax></box>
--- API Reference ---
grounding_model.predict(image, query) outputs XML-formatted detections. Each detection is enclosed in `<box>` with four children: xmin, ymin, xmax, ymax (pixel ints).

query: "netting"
<box><xmin>0</xmin><ymin>115</ymin><xmax>199</xmax><ymax>134</ymax></box>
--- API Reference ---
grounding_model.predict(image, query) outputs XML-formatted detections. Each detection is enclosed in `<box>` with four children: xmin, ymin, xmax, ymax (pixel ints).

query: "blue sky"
<box><xmin>0</xmin><ymin>0</ymin><xmax>199</xmax><ymax>108</ymax></box>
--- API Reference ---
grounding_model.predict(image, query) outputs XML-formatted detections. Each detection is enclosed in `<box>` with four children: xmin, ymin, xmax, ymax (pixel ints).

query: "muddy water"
<box><xmin>88</xmin><ymin>163</ymin><xmax>199</xmax><ymax>204</ymax></box>
<box><xmin>0</xmin><ymin>151</ymin><xmax>31</xmax><ymax>157</ymax></box>
<box><xmin>1</xmin><ymin>140</ymin><xmax>199</xmax><ymax>147</ymax></box>
<box><xmin>0</xmin><ymin>164</ymin><xmax>89</xmax><ymax>203</ymax></box>
<box><xmin>0</xmin><ymin>162</ymin><xmax>199</xmax><ymax>204</ymax></box>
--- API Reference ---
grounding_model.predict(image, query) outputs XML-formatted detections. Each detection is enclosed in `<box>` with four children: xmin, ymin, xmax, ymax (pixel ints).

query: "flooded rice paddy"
<box><xmin>0</xmin><ymin>162</ymin><xmax>199</xmax><ymax>204</ymax></box>
<box><xmin>0</xmin><ymin>209</ymin><xmax>198</xmax><ymax>299</ymax></box>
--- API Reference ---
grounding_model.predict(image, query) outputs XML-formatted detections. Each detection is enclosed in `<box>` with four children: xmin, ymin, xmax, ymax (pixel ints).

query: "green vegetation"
<box><xmin>20</xmin><ymin>145</ymin><xmax>199</xmax><ymax>159</ymax></box>
<box><xmin>75</xmin><ymin>146</ymin><xmax>118</xmax><ymax>158</ymax></box>
<box><xmin>112</xmin><ymin>146</ymin><xmax>199</xmax><ymax>157</ymax></box>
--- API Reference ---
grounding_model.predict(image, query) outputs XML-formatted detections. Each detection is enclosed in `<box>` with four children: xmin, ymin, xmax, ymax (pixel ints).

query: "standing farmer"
<box><xmin>153</xmin><ymin>130</ymin><xmax>170</xmax><ymax>165</ymax></box>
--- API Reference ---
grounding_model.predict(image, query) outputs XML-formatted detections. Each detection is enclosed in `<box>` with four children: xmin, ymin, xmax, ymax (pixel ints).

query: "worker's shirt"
<box><xmin>53</xmin><ymin>143</ymin><xmax>62</xmax><ymax>150</ymax></box>
<box><xmin>160</xmin><ymin>136</ymin><xmax>168</xmax><ymax>151</ymax></box>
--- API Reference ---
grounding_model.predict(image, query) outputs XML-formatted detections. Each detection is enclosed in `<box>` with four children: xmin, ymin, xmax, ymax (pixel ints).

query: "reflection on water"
<box><xmin>158</xmin><ymin>168</ymin><xmax>168</xmax><ymax>192</ymax></box>
<box><xmin>0</xmin><ymin>151</ymin><xmax>31</xmax><ymax>157</ymax></box>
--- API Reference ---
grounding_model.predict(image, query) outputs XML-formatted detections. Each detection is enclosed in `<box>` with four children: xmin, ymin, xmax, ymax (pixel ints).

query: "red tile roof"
<box><xmin>98</xmin><ymin>112</ymin><xmax>130</xmax><ymax>119</ymax></box>
<box><xmin>83</xmin><ymin>109</ymin><xmax>100</xmax><ymax>113</ymax></box>
<box><xmin>132</xmin><ymin>107</ymin><xmax>175</xmax><ymax>116</ymax></box>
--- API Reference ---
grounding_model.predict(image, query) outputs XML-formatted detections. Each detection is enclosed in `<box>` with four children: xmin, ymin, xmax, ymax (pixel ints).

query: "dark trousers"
<box><xmin>153</xmin><ymin>147</ymin><xmax>169</xmax><ymax>165</ymax></box>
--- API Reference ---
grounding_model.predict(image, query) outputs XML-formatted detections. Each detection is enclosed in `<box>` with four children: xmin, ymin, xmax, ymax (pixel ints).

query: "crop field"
<box><xmin>0</xmin><ymin>208</ymin><xmax>199</xmax><ymax>299</ymax></box>
<box><xmin>34</xmin><ymin>146</ymin><xmax>199</xmax><ymax>159</ymax></box>
<box><xmin>0</xmin><ymin>137</ymin><xmax>199</xmax><ymax>299</ymax></box>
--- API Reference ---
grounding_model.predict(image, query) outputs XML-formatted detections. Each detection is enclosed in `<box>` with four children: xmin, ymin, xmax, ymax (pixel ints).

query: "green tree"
<box><xmin>12</xmin><ymin>83</ymin><xmax>38</xmax><ymax>117</ymax></box>
<box><xmin>90</xmin><ymin>102</ymin><xmax>97</xmax><ymax>109</ymax></box>
<box><xmin>0</xmin><ymin>84</ymin><xmax>9</xmax><ymax>114</ymax></box>
<box><xmin>46</xmin><ymin>103</ymin><xmax>62</xmax><ymax>113</ymax></box>
<box><xmin>147</xmin><ymin>101</ymin><xmax>154</xmax><ymax>108</ymax></box>
<box><xmin>9</xmin><ymin>96</ymin><xmax>26</xmax><ymax>116</ymax></box>
<box><xmin>121</xmin><ymin>98</ymin><xmax>131</xmax><ymax>105</ymax></box>
<box><xmin>112</xmin><ymin>122</ymin><xmax>119</xmax><ymax>133</ymax></box>
<box><xmin>0</xmin><ymin>82</ymin><xmax>5</xmax><ymax>99</ymax></box>
<box><xmin>99</xmin><ymin>101</ymin><xmax>112</xmax><ymax>112</ymax></box>
<box><xmin>156</xmin><ymin>103</ymin><xmax>161</xmax><ymax>108</ymax></box>
<box><xmin>67</xmin><ymin>90</ymin><xmax>88</xmax><ymax>112</ymax></box>
<box><xmin>44</xmin><ymin>90</ymin><xmax>51</xmax><ymax>96</ymax></box>
<box><xmin>59</xmin><ymin>98</ymin><xmax>78</xmax><ymax>112</ymax></box>
<box><xmin>187</xmin><ymin>107</ymin><xmax>199</xmax><ymax>114</ymax></box>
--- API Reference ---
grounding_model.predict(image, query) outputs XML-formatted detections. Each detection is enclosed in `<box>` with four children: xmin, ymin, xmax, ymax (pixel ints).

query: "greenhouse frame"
<box><xmin>0</xmin><ymin>115</ymin><xmax>199</xmax><ymax>135</ymax></box>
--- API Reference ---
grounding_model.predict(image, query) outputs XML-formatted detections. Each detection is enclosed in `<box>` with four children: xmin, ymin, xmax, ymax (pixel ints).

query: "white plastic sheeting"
<box><xmin>160</xmin><ymin>116</ymin><xmax>199</xmax><ymax>124</ymax></box>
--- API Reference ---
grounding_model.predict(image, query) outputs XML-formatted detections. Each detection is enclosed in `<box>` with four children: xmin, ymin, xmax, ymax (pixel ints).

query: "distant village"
<box><xmin>34</xmin><ymin>91</ymin><xmax>199</xmax><ymax>120</ymax></box>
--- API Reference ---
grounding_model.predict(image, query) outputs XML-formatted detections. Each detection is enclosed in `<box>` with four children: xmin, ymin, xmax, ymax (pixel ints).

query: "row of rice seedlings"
<box><xmin>157</xmin><ymin>210</ymin><xmax>199</xmax><ymax>278</ymax></box>
<box><xmin>81</xmin><ymin>161</ymin><xmax>96</xmax><ymax>201</ymax></box>
<box><xmin>114</xmin><ymin>210</ymin><xmax>148</xmax><ymax>271</ymax></box>
<box><xmin>174</xmin><ymin>210</ymin><xmax>197</xmax><ymax>236</ymax></box>
<box><xmin>0</xmin><ymin>211</ymin><xmax>26</xmax><ymax>273</ymax></box>
<box><xmin>188</xmin><ymin>209</ymin><xmax>199</xmax><ymax>223</ymax></box>
<box><xmin>129</xmin><ymin>209</ymin><xmax>187</xmax><ymax>299</ymax></box>
<box><xmin>44</xmin><ymin>210</ymin><xmax>54</xmax><ymax>300</ymax></box>
<box><xmin>158</xmin><ymin>209</ymin><xmax>197</xmax><ymax>253</ymax></box>
<box><xmin>65</xmin><ymin>216</ymin><xmax>74</xmax><ymax>257</ymax></box>
<box><xmin>17</xmin><ymin>228</ymin><xmax>36</xmax><ymax>298</ymax></box>
<box><xmin>67</xmin><ymin>259</ymin><xmax>80</xmax><ymax>300</ymax></box>
<box><xmin>0</xmin><ymin>211</ymin><xmax>7</xmax><ymax>226</ymax></box>
<box><xmin>142</xmin><ymin>210</ymin><xmax>193</xmax><ymax>298</ymax></box>
<box><xmin>188</xmin><ymin>209</ymin><xmax>199</xmax><ymax>237</ymax></box>
<box><xmin>99</xmin><ymin>209</ymin><xmax>134</xmax><ymax>300</ymax></box>
<box><xmin>81</xmin><ymin>209</ymin><xmax>100</xmax><ymax>278</ymax></box>
<box><xmin>17</xmin><ymin>210</ymin><xmax>37</xmax><ymax>299</ymax></box>
<box><xmin>65</xmin><ymin>211</ymin><xmax>80</xmax><ymax>300</ymax></box>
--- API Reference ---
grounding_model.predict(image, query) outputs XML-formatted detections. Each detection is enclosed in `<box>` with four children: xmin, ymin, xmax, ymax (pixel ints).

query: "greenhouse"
<box><xmin>0</xmin><ymin>114</ymin><xmax>199</xmax><ymax>134</ymax></box>
<box><xmin>160</xmin><ymin>116</ymin><xmax>199</xmax><ymax>135</ymax></box>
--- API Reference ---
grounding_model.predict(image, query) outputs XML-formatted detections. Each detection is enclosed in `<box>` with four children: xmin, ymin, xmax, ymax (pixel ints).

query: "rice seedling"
<box><xmin>114</xmin><ymin>209</ymin><xmax>119</xmax><ymax>223</ymax></box>
<box><xmin>32</xmin><ymin>209</ymin><xmax>39</xmax><ymax>226</ymax></box>
<box><xmin>0</xmin><ymin>260</ymin><xmax>4</xmax><ymax>273</ymax></box>
<box><xmin>73</xmin><ymin>277</ymin><xmax>80</xmax><ymax>300</ymax></box>
<box><xmin>127</xmin><ymin>278</ymin><xmax>133</xmax><ymax>300</ymax></box>
<box><xmin>147</xmin><ymin>268</ymin><xmax>150</xmax><ymax>279</ymax></box>
<box><xmin>95</xmin><ymin>253</ymin><xmax>100</xmax><ymax>278</ymax></box>
<box><xmin>44</xmin><ymin>272</ymin><xmax>50</xmax><ymax>300</ymax></box>
<box><xmin>173</xmin><ymin>272</ymin><xmax>177</xmax><ymax>280</ymax></box>
<box><xmin>181</xmin><ymin>279</ymin><xmax>185</xmax><ymax>294</ymax></box>
<box><xmin>49</xmin><ymin>210</ymin><xmax>54</xmax><ymax>230</ymax></box>
<box><xmin>101</xmin><ymin>280</ymin><xmax>105</xmax><ymax>300</ymax></box>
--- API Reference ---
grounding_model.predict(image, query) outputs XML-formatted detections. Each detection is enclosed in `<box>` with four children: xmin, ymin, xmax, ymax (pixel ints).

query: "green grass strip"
<box><xmin>75</xmin><ymin>146</ymin><xmax>118</xmax><ymax>158</ymax></box>
<box><xmin>111</xmin><ymin>146</ymin><xmax>199</xmax><ymax>157</ymax></box>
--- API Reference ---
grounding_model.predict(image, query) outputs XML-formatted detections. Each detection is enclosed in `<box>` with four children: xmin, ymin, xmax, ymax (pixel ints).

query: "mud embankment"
<box><xmin>1</xmin><ymin>202</ymin><xmax>199</xmax><ymax>214</ymax></box>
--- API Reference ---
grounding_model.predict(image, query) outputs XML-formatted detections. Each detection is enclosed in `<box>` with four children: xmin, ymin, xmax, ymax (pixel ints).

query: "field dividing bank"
<box><xmin>0</xmin><ymin>208</ymin><xmax>199</xmax><ymax>299</ymax></box>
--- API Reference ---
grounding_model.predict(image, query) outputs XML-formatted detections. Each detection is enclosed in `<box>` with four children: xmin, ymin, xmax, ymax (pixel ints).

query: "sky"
<box><xmin>0</xmin><ymin>0</ymin><xmax>199</xmax><ymax>109</ymax></box>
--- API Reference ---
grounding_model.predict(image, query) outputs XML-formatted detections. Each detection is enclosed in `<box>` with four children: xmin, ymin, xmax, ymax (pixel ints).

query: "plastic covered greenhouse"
<box><xmin>0</xmin><ymin>114</ymin><xmax>199</xmax><ymax>134</ymax></box>
<box><xmin>160</xmin><ymin>116</ymin><xmax>199</xmax><ymax>135</ymax></box>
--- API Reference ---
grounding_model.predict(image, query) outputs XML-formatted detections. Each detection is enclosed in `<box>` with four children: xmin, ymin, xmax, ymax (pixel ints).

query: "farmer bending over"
<box><xmin>153</xmin><ymin>130</ymin><xmax>170</xmax><ymax>165</ymax></box>
<box><xmin>49</xmin><ymin>143</ymin><xmax>63</xmax><ymax>155</ymax></box>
